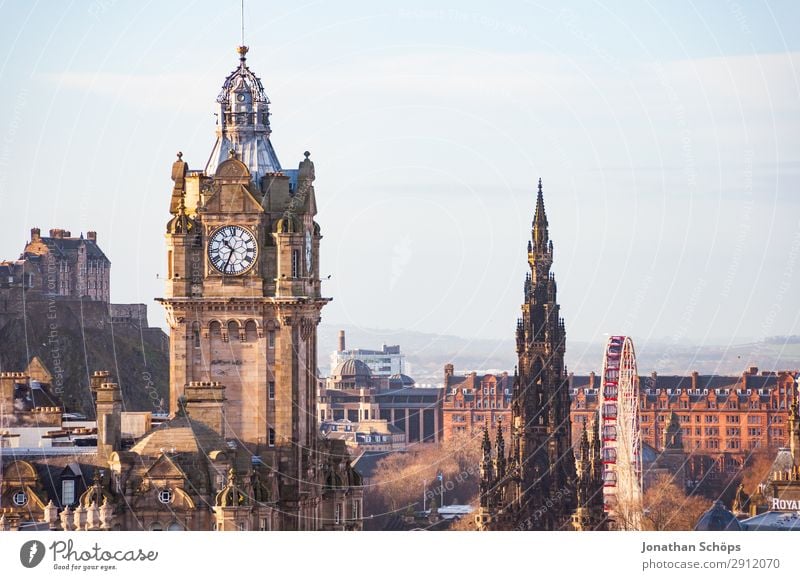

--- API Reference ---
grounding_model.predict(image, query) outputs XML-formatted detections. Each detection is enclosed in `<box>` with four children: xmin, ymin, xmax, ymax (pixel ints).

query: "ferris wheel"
<box><xmin>599</xmin><ymin>335</ymin><xmax>642</xmax><ymax>530</ymax></box>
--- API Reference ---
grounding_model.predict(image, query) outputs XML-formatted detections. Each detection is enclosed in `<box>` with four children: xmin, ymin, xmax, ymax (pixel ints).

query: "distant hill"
<box><xmin>319</xmin><ymin>324</ymin><xmax>800</xmax><ymax>384</ymax></box>
<box><xmin>0</xmin><ymin>300</ymin><xmax>169</xmax><ymax>416</ymax></box>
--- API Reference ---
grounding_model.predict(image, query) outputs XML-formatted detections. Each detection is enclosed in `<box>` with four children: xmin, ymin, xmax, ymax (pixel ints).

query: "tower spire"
<box><xmin>532</xmin><ymin>178</ymin><xmax>549</xmax><ymax>249</ymax></box>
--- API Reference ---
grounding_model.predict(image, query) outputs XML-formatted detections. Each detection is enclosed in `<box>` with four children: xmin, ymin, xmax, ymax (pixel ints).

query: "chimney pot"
<box><xmin>338</xmin><ymin>330</ymin><xmax>346</xmax><ymax>352</ymax></box>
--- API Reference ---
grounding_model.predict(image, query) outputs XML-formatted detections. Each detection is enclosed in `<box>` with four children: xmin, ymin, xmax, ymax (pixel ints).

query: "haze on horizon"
<box><xmin>0</xmin><ymin>1</ymin><xmax>798</xmax><ymax>350</ymax></box>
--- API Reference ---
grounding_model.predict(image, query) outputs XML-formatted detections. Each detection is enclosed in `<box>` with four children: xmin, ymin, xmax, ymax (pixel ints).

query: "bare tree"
<box><xmin>642</xmin><ymin>473</ymin><xmax>710</xmax><ymax>531</ymax></box>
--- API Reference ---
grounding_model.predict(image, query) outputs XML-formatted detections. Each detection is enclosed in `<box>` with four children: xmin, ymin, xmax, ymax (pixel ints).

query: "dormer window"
<box><xmin>61</xmin><ymin>480</ymin><xmax>75</xmax><ymax>506</ymax></box>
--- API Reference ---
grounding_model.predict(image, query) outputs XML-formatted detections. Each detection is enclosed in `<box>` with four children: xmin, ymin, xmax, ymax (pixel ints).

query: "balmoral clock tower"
<box><xmin>157</xmin><ymin>46</ymin><xmax>355</xmax><ymax>530</ymax></box>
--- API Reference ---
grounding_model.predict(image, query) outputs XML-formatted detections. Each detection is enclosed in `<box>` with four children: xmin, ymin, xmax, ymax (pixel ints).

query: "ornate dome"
<box><xmin>333</xmin><ymin>359</ymin><xmax>372</xmax><ymax>378</ymax></box>
<box><xmin>389</xmin><ymin>373</ymin><xmax>415</xmax><ymax>386</ymax></box>
<box><xmin>694</xmin><ymin>500</ymin><xmax>741</xmax><ymax>531</ymax></box>
<box><xmin>205</xmin><ymin>46</ymin><xmax>281</xmax><ymax>185</ymax></box>
<box><xmin>217</xmin><ymin>46</ymin><xmax>269</xmax><ymax>105</ymax></box>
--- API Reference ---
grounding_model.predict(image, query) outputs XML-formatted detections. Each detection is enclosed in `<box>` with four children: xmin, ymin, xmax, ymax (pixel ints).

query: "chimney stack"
<box><xmin>184</xmin><ymin>381</ymin><xmax>226</xmax><ymax>436</ymax></box>
<box><xmin>691</xmin><ymin>371</ymin><xmax>699</xmax><ymax>390</ymax></box>
<box><xmin>30</xmin><ymin>227</ymin><xmax>40</xmax><ymax>241</ymax></box>
<box><xmin>90</xmin><ymin>370</ymin><xmax>111</xmax><ymax>403</ymax></box>
<box><xmin>338</xmin><ymin>330</ymin><xmax>346</xmax><ymax>352</ymax></box>
<box><xmin>95</xmin><ymin>382</ymin><xmax>121</xmax><ymax>459</ymax></box>
<box><xmin>589</xmin><ymin>371</ymin><xmax>596</xmax><ymax>389</ymax></box>
<box><xmin>87</xmin><ymin>231</ymin><xmax>97</xmax><ymax>242</ymax></box>
<box><xmin>444</xmin><ymin>364</ymin><xmax>454</xmax><ymax>379</ymax></box>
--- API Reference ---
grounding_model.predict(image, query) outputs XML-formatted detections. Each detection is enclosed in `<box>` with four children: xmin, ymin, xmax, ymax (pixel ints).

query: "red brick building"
<box><xmin>441</xmin><ymin>364</ymin><xmax>512</xmax><ymax>440</ymax></box>
<box><xmin>571</xmin><ymin>368</ymin><xmax>797</xmax><ymax>488</ymax></box>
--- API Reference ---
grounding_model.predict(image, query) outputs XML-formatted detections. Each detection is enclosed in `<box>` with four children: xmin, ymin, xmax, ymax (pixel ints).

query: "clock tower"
<box><xmin>157</xmin><ymin>46</ymin><xmax>352</xmax><ymax>530</ymax></box>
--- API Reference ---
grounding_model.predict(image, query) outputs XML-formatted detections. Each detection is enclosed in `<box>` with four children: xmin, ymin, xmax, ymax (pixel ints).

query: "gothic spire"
<box><xmin>494</xmin><ymin>420</ymin><xmax>506</xmax><ymax>479</ymax></box>
<box><xmin>532</xmin><ymin>178</ymin><xmax>549</xmax><ymax>249</ymax></box>
<box><xmin>482</xmin><ymin>424</ymin><xmax>492</xmax><ymax>458</ymax></box>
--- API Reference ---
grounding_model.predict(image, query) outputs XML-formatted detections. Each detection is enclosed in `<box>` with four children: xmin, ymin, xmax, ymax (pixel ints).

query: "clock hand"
<box><xmin>223</xmin><ymin>248</ymin><xmax>233</xmax><ymax>272</ymax></box>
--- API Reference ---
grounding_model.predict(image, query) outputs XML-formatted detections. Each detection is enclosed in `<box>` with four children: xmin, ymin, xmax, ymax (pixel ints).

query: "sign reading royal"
<box><xmin>771</xmin><ymin>497</ymin><xmax>800</xmax><ymax>511</ymax></box>
<box><xmin>20</xmin><ymin>539</ymin><xmax>159</xmax><ymax>572</ymax></box>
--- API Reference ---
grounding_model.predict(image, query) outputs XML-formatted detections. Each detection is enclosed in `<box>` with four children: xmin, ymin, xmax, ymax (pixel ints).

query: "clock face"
<box><xmin>208</xmin><ymin>225</ymin><xmax>258</xmax><ymax>275</ymax></box>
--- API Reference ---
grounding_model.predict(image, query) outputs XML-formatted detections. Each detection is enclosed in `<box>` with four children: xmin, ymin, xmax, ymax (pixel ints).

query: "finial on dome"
<box><xmin>176</xmin><ymin>151</ymin><xmax>183</xmax><ymax>160</ymax></box>
<box><xmin>304</xmin><ymin>151</ymin><xmax>311</xmax><ymax>159</ymax></box>
<box><xmin>228</xmin><ymin>148</ymin><xmax>237</xmax><ymax>159</ymax></box>
<box><xmin>237</xmin><ymin>45</ymin><xmax>249</xmax><ymax>61</ymax></box>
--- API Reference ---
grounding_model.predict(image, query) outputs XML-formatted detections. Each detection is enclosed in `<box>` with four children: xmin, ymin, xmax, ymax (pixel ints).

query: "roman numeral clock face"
<box><xmin>207</xmin><ymin>225</ymin><xmax>258</xmax><ymax>275</ymax></box>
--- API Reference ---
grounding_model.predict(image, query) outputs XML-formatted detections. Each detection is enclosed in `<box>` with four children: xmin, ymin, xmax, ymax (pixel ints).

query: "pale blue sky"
<box><xmin>0</xmin><ymin>1</ymin><xmax>798</xmax><ymax>348</ymax></box>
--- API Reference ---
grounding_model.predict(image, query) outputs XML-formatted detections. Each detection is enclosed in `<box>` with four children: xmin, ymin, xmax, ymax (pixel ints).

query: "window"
<box><xmin>12</xmin><ymin>490</ymin><xmax>28</xmax><ymax>506</ymax></box>
<box><xmin>352</xmin><ymin>500</ymin><xmax>360</xmax><ymax>520</ymax></box>
<box><xmin>61</xmin><ymin>480</ymin><xmax>75</xmax><ymax>506</ymax></box>
<box><xmin>237</xmin><ymin>522</ymin><xmax>248</xmax><ymax>531</ymax></box>
<box><xmin>260</xmin><ymin>517</ymin><xmax>270</xmax><ymax>531</ymax></box>
<box><xmin>269</xmin><ymin>428</ymin><xmax>276</xmax><ymax>447</ymax></box>
<box><xmin>748</xmin><ymin>416</ymin><xmax>762</xmax><ymax>425</ymax></box>
<box><xmin>268</xmin><ymin>331</ymin><xmax>276</xmax><ymax>349</ymax></box>
<box><xmin>268</xmin><ymin>381</ymin><xmax>275</xmax><ymax>400</ymax></box>
<box><xmin>335</xmin><ymin>503</ymin><xmax>341</xmax><ymax>525</ymax></box>
<box><xmin>158</xmin><ymin>489</ymin><xmax>173</xmax><ymax>505</ymax></box>
<box><xmin>727</xmin><ymin>415</ymin><xmax>740</xmax><ymax>424</ymax></box>
<box><xmin>292</xmin><ymin>250</ymin><xmax>300</xmax><ymax>278</ymax></box>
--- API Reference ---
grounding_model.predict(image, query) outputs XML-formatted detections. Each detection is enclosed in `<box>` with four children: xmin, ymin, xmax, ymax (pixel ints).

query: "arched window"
<box><xmin>209</xmin><ymin>321</ymin><xmax>222</xmax><ymax>337</ymax></box>
<box><xmin>192</xmin><ymin>321</ymin><xmax>201</xmax><ymax>348</ymax></box>
<box><xmin>245</xmin><ymin>320</ymin><xmax>258</xmax><ymax>342</ymax></box>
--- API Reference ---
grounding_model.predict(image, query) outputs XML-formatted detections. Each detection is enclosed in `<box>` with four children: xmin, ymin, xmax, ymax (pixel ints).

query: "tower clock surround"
<box><xmin>207</xmin><ymin>224</ymin><xmax>259</xmax><ymax>276</ymax></box>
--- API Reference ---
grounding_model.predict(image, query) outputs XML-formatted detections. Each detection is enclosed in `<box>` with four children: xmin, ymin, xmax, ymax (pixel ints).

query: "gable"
<box><xmin>143</xmin><ymin>454</ymin><xmax>188</xmax><ymax>481</ymax></box>
<box><xmin>204</xmin><ymin>183</ymin><xmax>264</xmax><ymax>214</ymax></box>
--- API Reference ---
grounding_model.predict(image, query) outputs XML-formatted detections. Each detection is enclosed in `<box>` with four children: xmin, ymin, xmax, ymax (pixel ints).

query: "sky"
<box><xmin>0</xmin><ymin>0</ymin><xmax>798</xmax><ymax>349</ymax></box>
